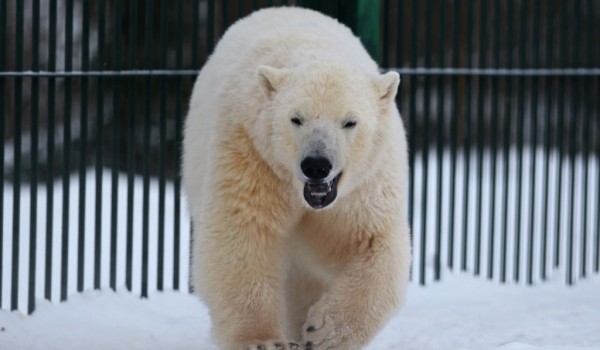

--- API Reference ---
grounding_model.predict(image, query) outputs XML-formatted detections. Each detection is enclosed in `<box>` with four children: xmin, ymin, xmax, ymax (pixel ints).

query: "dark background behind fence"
<box><xmin>1</xmin><ymin>0</ymin><xmax>599</xmax><ymax>314</ymax></box>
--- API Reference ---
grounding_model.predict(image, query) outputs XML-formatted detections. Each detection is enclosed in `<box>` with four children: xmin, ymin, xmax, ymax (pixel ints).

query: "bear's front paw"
<box><xmin>302</xmin><ymin>303</ymin><xmax>357</xmax><ymax>350</ymax></box>
<box><xmin>302</xmin><ymin>316</ymin><xmax>352</xmax><ymax>350</ymax></box>
<box><xmin>241</xmin><ymin>341</ymin><xmax>301</xmax><ymax>350</ymax></box>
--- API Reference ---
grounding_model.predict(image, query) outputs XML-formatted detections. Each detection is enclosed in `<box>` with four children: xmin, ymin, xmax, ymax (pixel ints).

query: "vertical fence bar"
<box><xmin>487</xmin><ymin>0</ymin><xmax>501</xmax><ymax>280</ymax></box>
<box><xmin>540</xmin><ymin>0</ymin><xmax>553</xmax><ymax>281</ymax></box>
<box><xmin>419</xmin><ymin>0</ymin><xmax>432</xmax><ymax>285</ymax></box>
<box><xmin>461</xmin><ymin>0</ymin><xmax>474</xmax><ymax>272</ymax></box>
<box><xmin>408</xmin><ymin>0</ymin><xmax>418</xmax><ymax>238</ymax></box>
<box><xmin>110</xmin><ymin>0</ymin><xmax>123</xmax><ymax>291</ymax></box>
<box><xmin>207</xmin><ymin>0</ymin><xmax>215</xmax><ymax>54</ymax></box>
<box><xmin>237</xmin><ymin>0</ymin><xmax>245</xmax><ymax>19</ymax></box>
<box><xmin>474</xmin><ymin>0</ymin><xmax>487</xmax><ymax>276</ymax></box>
<box><xmin>566</xmin><ymin>1</ymin><xmax>581</xmax><ymax>285</ymax></box>
<box><xmin>157</xmin><ymin>0</ymin><xmax>168</xmax><ymax>291</ymax></box>
<box><xmin>78</xmin><ymin>0</ymin><xmax>90</xmax><ymax>293</ymax></box>
<box><xmin>527</xmin><ymin>0</ymin><xmax>541</xmax><ymax>285</ymax></box>
<box><xmin>596</xmin><ymin>0</ymin><xmax>600</xmax><ymax>274</ymax></box>
<box><xmin>395</xmin><ymin>0</ymin><xmax>403</xmax><ymax>108</ymax></box>
<box><xmin>61</xmin><ymin>0</ymin><xmax>74</xmax><ymax>302</ymax></box>
<box><xmin>174</xmin><ymin>0</ymin><xmax>184</xmax><ymax>290</ymax></box>
<box><xmin>221</xmin><ymin>0</ymin><xmax>228</xmax><ymax>35</ymax></box>
<box><xmin>192</xmin><ymin>0</ymin><xmax>200</xmax><ymax>68</ymax></box>
<box><xmin>513</xmin><ymin>0</ymin><xmax>527</xmax><ymax>283</ymax></box>
<box><xmin>0</xmin><ymin>0</ymin><xmax>6</xmax><ymax>308</ymax></box>
<box><xmin>11</xmin><ymin>0</ymin><xmax>24</xmax><ymax>311</ymax></box>
<box><xmin>501</xmin><ymin>0</ymin><xmax>515</xmax><ymax>283</ymax></box>
<box><xmin>94</xmin><ymin>0</ymin><xmax>106</xmax><ymax>291</ymax></box>
<box><xmin>580</xmin><ymin>0</ymin><xmax>593</xmax><ymax>280</ymax></box>
<box><xmin>28</xmin><ymin>0</ymin><xmax>41</xmax><ymax>314</ymax></box>
<box><xmin>586</xmin><ymin>0</ymin><xmax>597</xmax><ymax>276</ymax></box>
<box><xmin>596</xmin><ymin>16</ymin><xmax>600</xmax><ymax>274</ymax></box>
<box><xmin>45</xmin><ymin>0</ymin><xmax>58</xmax><ymax>301</ymax></box>
<box><xmin>448</xmin><ymin>0</ymin><xmax>461</xmax><ymax>270</ymax></box>
<box><xmin>596</xmin><ymin>0</ymin><xmax>600</xmax><ymax>275</ymax></box>
<box><xmin>554</xmin><ymin>0</ymin><xmax>568</xmax><ymax>269</ymax></box>
<box><xmin>434</xmin><ymin>0</ymin><xmax>446</xmax><ymax>281</ymax></box>
<box><xmin>142</xmin><ymin>0</ymin><xmax>156</xmax><ymax>298</ymax></box>
<box><xmin>381</xmin><ymin>0</ymin><xmax>389</xmax><ymax>68</ymax></box>
<box><xmin>126</xmin><ymin>0</ymin><xmax>138</xmax><ymax>292</ymax></box>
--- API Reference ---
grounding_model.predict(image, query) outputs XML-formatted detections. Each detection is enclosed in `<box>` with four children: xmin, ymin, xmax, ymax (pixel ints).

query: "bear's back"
<box><xmin>203</xmin><ymin>7</ymin><xmax>379</xmax><ymax>79</ymax></box>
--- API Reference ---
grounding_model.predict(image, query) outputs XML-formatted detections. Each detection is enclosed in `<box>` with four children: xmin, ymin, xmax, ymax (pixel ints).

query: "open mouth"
<box><xmin>303</xmin><ymin>173</ymin><xmax>342</xmax><ymax>209</ymax></box>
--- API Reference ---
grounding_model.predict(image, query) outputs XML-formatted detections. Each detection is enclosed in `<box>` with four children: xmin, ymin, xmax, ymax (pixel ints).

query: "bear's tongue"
<box><xmin>303</xmin><ymin>173</ymin><xmax>340</xmax><ymax>209</ymax></box>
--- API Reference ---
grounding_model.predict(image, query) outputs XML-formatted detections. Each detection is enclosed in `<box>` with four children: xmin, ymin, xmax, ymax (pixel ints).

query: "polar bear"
<box><xmin>182</xmin><ymin>7</ymin><xmax>411</xmax><ymax>350</ymax></box>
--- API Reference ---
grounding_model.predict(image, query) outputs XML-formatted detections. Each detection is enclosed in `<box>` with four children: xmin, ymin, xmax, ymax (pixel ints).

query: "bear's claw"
<box><xmin>244</xmin><ymin>342</ymin><xmax>300</xmax><ymax>350</ymax></box>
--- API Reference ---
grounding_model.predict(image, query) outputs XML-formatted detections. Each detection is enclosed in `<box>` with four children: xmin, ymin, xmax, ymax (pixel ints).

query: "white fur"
<box><xmin>182</xmin><ymin>7</ymin><xmax>411</xmax><ymax>350</ymax></box>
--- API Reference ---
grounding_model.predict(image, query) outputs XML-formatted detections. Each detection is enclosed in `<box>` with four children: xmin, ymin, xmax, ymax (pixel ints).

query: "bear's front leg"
<box><xmin>301</xmin><ymin>231</ymin><xmax>411</xmax><ymax>350</ymax></box>
<box><xmin>192</xmin><ymin>141</ymin><xmax>301</xmax><ymax>350</ymax></box>
<box><xmin>196</xmin><ymin>214</ymin><xmax>299</xmax><ymax>350</ymax></box>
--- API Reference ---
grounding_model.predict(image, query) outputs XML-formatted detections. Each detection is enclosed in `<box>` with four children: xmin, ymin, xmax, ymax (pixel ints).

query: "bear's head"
<box><xmin>256</xmin><ymin>61</ymin><xmax>400</xmax><ymax>210</ymax></box>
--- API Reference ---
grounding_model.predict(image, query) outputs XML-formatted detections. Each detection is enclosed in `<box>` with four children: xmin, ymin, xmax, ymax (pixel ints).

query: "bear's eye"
<box><xmin>343</xmin><ymin>120</ymin><xmax>357</xmax><ymax>129</ymax></box>
<box><xmin>291</xmin><ymin>117</ymin><xmax>303</xmax><ymax>126</ymax></box>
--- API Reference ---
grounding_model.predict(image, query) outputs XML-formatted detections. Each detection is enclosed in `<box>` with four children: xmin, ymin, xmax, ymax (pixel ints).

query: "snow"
<box><xmin>1</xmin><ymin>273</ymin><xmax>599</xmax><ymax>350</ymax></box>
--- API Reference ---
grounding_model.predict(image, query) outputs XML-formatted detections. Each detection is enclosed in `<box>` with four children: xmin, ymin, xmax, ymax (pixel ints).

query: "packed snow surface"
<box><xmin>1</xmin><ymin>273</ymin><xmax>599</xmax><ymax>350</ymax></box>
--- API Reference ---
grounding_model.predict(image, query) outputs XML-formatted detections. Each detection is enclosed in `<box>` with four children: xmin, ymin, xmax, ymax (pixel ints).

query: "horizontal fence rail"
<box><xmin>2</xmin><ymin>68</ymin><xmax>600</xmax><ymax>78</ymax></box>
<box><xmin>1</xmin><ymin>0</ymin><xmax>599</xmax><ymax>315</ymax></box>
<box><xmin>0</xmin><ymin>70</ymin><xmax>203</xmax><ymax>77</ymax></box>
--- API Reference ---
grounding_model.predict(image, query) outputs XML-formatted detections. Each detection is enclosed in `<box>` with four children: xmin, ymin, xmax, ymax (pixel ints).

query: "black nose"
<box><xmin>301</xmin><ymin>156</ymin><xmax>332</xmax><ymax>180</ymax></box>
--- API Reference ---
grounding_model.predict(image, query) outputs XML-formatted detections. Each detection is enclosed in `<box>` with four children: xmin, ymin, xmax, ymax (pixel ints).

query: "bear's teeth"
<box><xmin>311</xmin><ymin>191</ymin><xmax>328</xmax><ymax>198</ymax></box>
<box><xmin>309</xmin><ymin>184</ymin><xmax>331</xmax><ymax>197</ymax></box>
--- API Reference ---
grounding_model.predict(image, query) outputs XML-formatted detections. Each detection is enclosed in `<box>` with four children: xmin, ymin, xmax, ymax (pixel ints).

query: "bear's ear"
<box><xmin>374</xmin><ymin>71</ymin><xmax>400</xmax><ymax>105</ymax></box>
<box><xmin>257</xmin><ymin>65</ymin><xmax>288</xmax><ymax>97</ymax></box>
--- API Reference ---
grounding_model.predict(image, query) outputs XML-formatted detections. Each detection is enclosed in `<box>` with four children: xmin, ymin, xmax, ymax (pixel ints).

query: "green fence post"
<box><xmin>301</xmin><ymin>0</ymin><xmax>381</xmax><ymax>63</ymax></box>
<box><xmin>349</xmin><ymin>0</ymin><xmax>381</xmax><ymax>63</ymax></box>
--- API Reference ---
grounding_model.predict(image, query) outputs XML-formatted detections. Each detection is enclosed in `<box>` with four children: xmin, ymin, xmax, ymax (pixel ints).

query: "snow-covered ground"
<box><xmin>1</xmin><ymin>273</ymin><xmax>599</xmax><ymax>350</ymax></box>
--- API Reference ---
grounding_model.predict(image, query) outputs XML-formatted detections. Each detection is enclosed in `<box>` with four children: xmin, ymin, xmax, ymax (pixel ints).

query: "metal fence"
<box><xmin>1</xmin><ymin>0</ymin><xmax>599</xmax><ymax>314</ymax></box>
